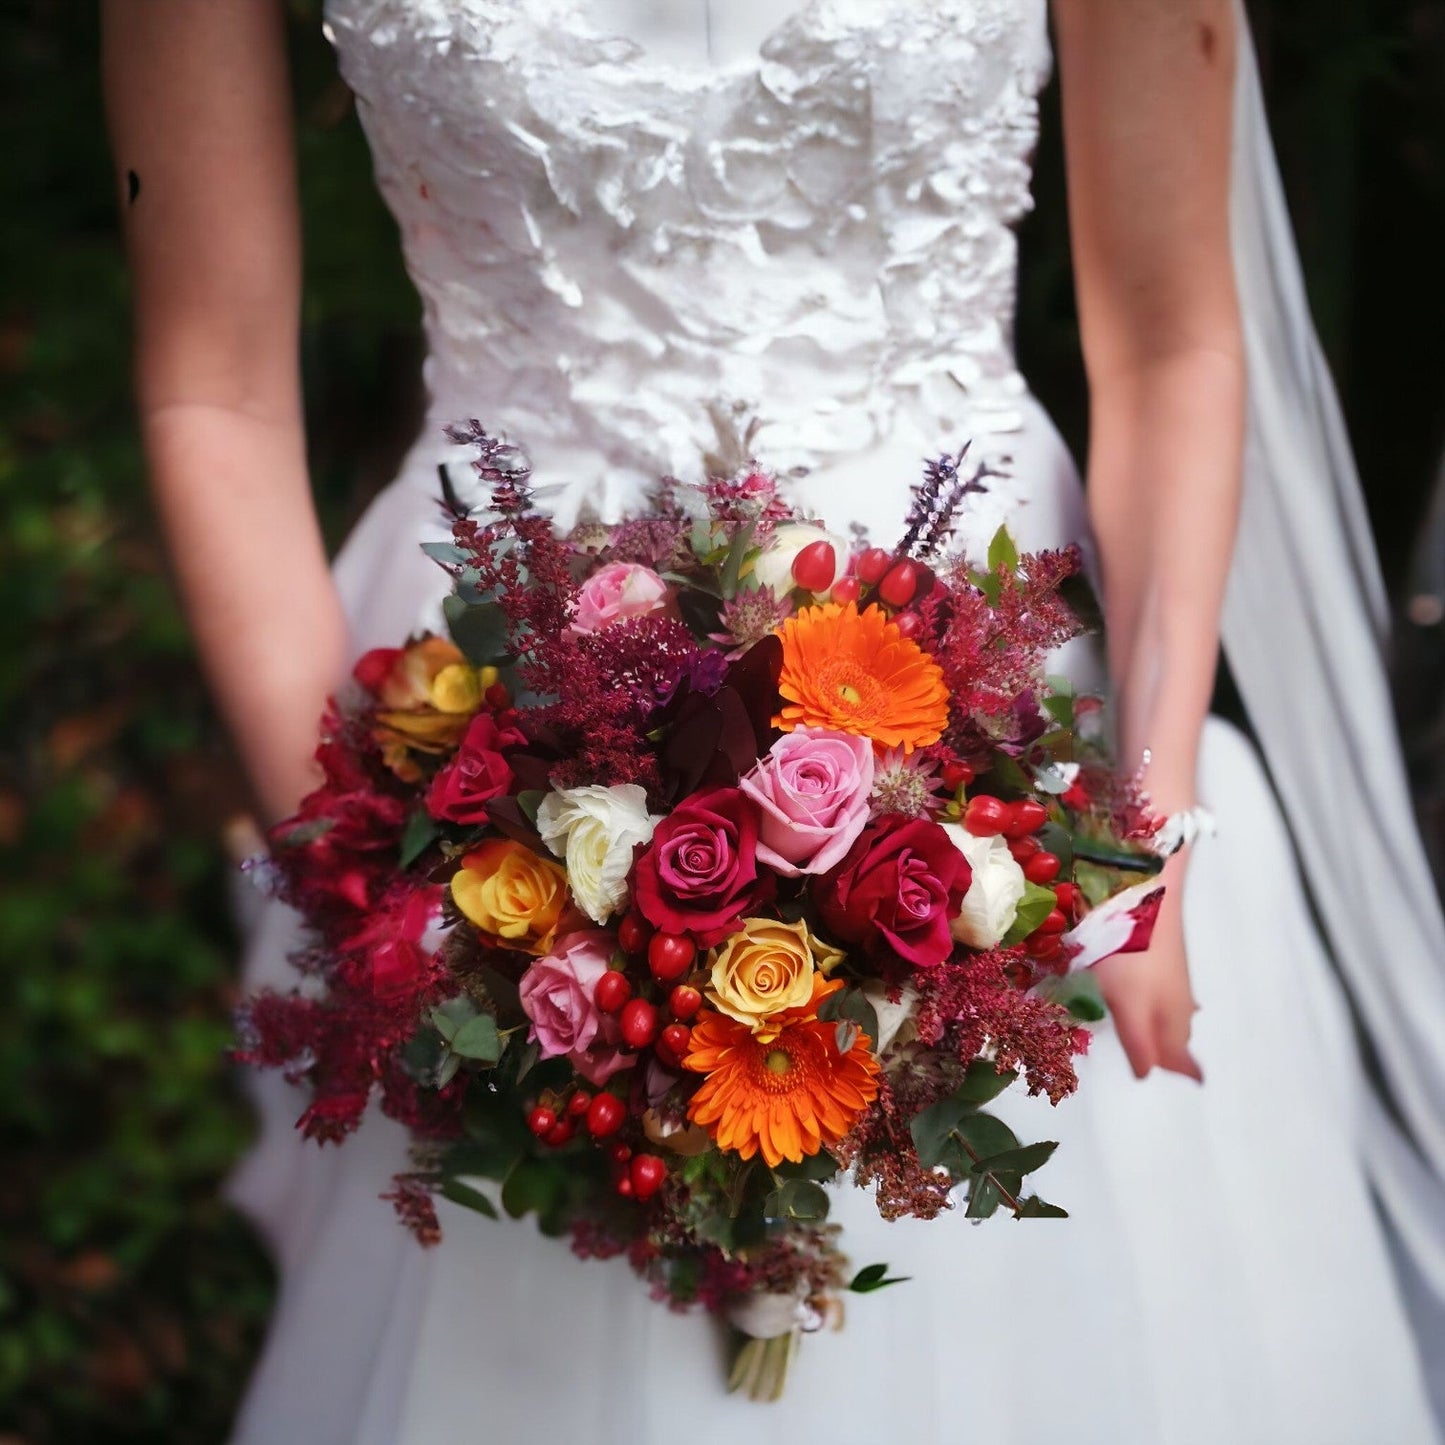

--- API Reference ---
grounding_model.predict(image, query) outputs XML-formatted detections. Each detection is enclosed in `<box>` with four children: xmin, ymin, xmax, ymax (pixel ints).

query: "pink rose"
<box><xmin>425</xmin><ymin>712</ymin><xmax>526</xmax><ymax>825</ymax></box>
<box><xmin>518</xmin><ymin>931</ymin><xmax>633</xmax><ymax>1085</ymax></box>
<box><xmin>570</xmin><ymin>562</ymin><xmax>669</xmax><ymax>634</ymax></box>
<box><xmin>739</xmin><ymin>727</ymin><xmax>874</xmax><ymax>876</ymax></box>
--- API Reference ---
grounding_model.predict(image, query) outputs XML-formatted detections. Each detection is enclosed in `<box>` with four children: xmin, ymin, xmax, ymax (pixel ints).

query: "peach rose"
<box><xmin>450</xmin><ymin>839</ymin><xmax>569</xmax><ymax>955</ymax></box>
<box><xmin>706</xmin><ymin>917</ymin><xmax>829</xmax><ymax>1039</ymax></box>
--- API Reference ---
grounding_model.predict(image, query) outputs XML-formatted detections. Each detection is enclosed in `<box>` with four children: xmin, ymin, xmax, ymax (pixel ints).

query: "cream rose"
<box><xmin>706</xmin><ymin>917</ymin><xmax>820</xmax><ymax>1034</ymax></box>
<box><xmin>535</xmin><ymin>783</ymin><xmax>658</xmax><ymax>925</ymax></box>
<box><xmin>942</xmin><ymin>823</ymin><xmax>1028</xmax><ymax>949</ymax></box>
<box><xmin>861</xmin><ymin>979</ymin><xmax>920</xmax><ymax>1054</ymax></box>
<box><xmin>750</xmin><ymin>522</ymin><xmax>848</xmax><ymax>596</ymax></box>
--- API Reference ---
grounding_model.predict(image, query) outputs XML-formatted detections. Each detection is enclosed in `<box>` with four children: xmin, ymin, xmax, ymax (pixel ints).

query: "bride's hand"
<box><xmin>1092</xmin><ymin>849</ymin><xmax>1203</xmax><ymax>1082</ymax></box>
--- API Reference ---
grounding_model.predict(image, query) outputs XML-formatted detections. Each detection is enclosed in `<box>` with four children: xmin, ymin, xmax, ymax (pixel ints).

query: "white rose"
<box><xmin>535</xmin><ymin>784</ymin><xmax>658</xmax><ymax>924</ymax></box>
<box><xmin>942</xmin><ymin>823</ymin><xmax>1028</xmax><ymax>949</ymax></box>
<box><xmin>750</xmin><ymin>522</ymin><xmax>848</xmax><ymax>596</ymax></box>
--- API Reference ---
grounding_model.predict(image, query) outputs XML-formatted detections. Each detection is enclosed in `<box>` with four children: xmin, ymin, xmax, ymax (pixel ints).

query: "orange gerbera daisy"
<box><xmin>774</xmin><ymin>601</ymin><xmax>948</xmax><ymax>754</ymax></box>
<box><xmin>683</xmin><ymin>999</ymin><xmax>881</xmax><ymax>1168</ymax></box>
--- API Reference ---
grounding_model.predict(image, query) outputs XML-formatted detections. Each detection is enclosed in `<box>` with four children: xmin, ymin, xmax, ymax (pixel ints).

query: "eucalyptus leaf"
<box><xmin>987</xmin><ymin>525</ymin><xmax>1019</xmax><ymax>575</ymax></box>
<box><xmin>435</xmin><ymin>1052</ymin><xmax>461</xmax><ymax>1088</ymax></box>
<box><xmin>849</xmin><ymin>1262</ymin><xmax>911</xmax><ymax>1293</ymax></box>
<box><xmin>449</xmin><ymin>1013</ymin><xmax>502</xmax><ymax>1063</ymax></box>
<box><xmin>1002</xmin><ymin>881</ymin><xmax>1060</xmax><ymax>946</ymax></box>
<box><xmin>965</xmin><ymin>1176</ymin><xmax>1002</xmax><ymax>1219</ymax></box>
<box><xmin>501</xmin><ymin>1158</ymin><xmax>564</xmax><ymax>1220</ymax></box>
<box><xmin>909</xmin><ymin>1090</ymin><xmax>976</xmax><ymax>1169</ymax></box>
<box><xmin>1016</xmin><ymin>1196</ymin><xmax>1069</xmax><ymax>1219</ymax></box>
<box><xmin>1036</xmin><ymin>970</ymin><xmax>1108</xmax><ymax>1023</ymax></box>
<box><xmin>955</xmin><ymin>1059</ymin><xmax>1018</xmax><ymax>1105</ymax></box>
<box><xmin>956</xmin><ymin>1112</ymin><xmax>1019</xmax><ymax>1162</ymax></box>
<box><xmin>443</xmin><ymin>594</ymin><xmax>509</xmax><ymax>666</ymax></box>
<box><xmin>970</xmin><ymin>1141</ymin><xmax>1058</xmax><ymax>1177</ymax></box>
<box><xmin>399</xmin><ymin>808</ymin><xmax>440</xmax><ymax>868</ymax></box>
<box><xmin>430</xmin><ymin>995</ymin><xmax>479</xmax><ymax>1042</ymax></box>
<box><xmin>420</xmin><ymin>541</ymin><xmax>469</xmax><ymax>566</ymax></box>
<box><xmin>440</xmin><ymin>1177</ymin><xmax>499</xmax><ymax>1219</ymax></box>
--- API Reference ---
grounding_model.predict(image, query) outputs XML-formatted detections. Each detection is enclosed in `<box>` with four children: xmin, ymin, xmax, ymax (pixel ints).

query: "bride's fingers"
<box><xmin>1109</xmin><ymin>994</ymin><xmax>1160</xmax><ymax>1079</ymax></box>
<box><xmin>1156</xmin><ymin>1004</ymin><xmax>1204</xmax><ymax>1082</ymax></box>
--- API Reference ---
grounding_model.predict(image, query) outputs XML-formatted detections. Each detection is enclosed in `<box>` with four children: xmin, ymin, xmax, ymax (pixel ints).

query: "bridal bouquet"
<box><xmin>238</xmin><ymin>421</ymin><xmax>1168</xmax><ymax>1398</ymax></box>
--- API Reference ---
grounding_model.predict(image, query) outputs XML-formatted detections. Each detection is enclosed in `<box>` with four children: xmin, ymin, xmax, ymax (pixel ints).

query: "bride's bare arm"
<box><xmin>102</xmin><ymin>0</ymin><xmax>347</xmax><ymax>824</ymax></box>
<box><xmin>1053</xmin><ymin>1</ymin><xmax>1246</xmax><ymax>1078</ymax></box>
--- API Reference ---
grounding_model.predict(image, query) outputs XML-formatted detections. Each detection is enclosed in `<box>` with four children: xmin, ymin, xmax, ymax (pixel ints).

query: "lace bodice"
<box><xmin>323</xmin><ymin>0</ymin><xmax>1052</xmax><ymax>516</ymax></box>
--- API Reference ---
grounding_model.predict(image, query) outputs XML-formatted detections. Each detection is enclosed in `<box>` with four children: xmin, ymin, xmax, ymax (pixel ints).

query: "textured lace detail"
<box><xmin>323</xmin><ymin>0</ymin><xmax>1051</xmax><ymax>517</ymax></box>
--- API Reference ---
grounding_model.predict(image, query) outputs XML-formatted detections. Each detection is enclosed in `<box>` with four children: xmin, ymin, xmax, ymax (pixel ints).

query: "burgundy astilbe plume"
<box><xmin>834</xmin><ymin>1068</ymin><xmax>960</xmax><ymax>1221</ymax></box>
<box><xmin>913</xmin><ymin>947</ymin><xmax>1083</xmax><ymax>1105</ymax></box>
<box><xmin>930</xmin><ymin>546</ymin><xmax>1087</xmax><ymax>730</ymax></box>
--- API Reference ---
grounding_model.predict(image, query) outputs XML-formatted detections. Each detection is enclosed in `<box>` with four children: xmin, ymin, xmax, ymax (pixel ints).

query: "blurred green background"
<box><xmin>1</xmin><ymin>1</ymin><xmax>1442</xmax><ymax>1440</ymax></box>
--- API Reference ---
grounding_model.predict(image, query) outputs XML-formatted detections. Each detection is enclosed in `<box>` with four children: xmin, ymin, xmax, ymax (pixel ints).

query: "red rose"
<box><xmin>632</xmin><ymin>786</ymin><xmax>769</xmax><ymax>946</ymax></box>
<box><xmin>337</xmin><ymin>885</ymin><xmax>442</xmax><ymax>999</ymax></box>
<box><xmin>425</xmin><ymin>712</ymin><xmax>525</xmax><ymax>824</ymax></box>
<box><xmin>814</xmin><ymin>815</ymin><xmax>970</xmax><ymax>969</ymax></box>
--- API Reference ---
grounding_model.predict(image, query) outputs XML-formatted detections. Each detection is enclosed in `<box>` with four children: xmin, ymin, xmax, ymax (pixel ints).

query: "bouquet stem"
<box><xmin>728</xmin><ymin>1331</ymin><xmax>799</xmax><ymax>1402</ymax></box>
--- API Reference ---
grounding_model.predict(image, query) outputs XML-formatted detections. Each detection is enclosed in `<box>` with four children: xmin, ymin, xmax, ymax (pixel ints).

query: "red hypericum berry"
<box><xmin>941</xmin><ymin>760</ymin><xmax>974</xmax><ymax>793</ymax></box>
<box><xmin>1053</xmin><ymin>882</ymin><xmax>1080</xmax><ymax>915</ymax></box>
<box><xmin>617</xmin><ymin>913</ymin><xmax>651</xmax><ymax>956</ymax></box>
<box><xmin>1030</xmin><ymin>934</ymin><xmax>1063</xmax><ymax>962</ymax></box>
<box><xmin>647</xmin><ymin>932</ymin><xmax>696</xmax><ymax>983</ymax></box>
<box><xmin>963</xmin><ymin>795</ymin><xmax>1010</xmax><ymax>835</ymax></box>
<box><xmin>856</xmin><ymin>547</ymin><xmax>893</xmax><ymax>586</ymax></box>
<box><xmin>1061</xmin><ymin>781</ymin><xmax>1090</xmax><ymax>811</ymax></box>
<box><xmin>526</xmin><ymin>1106</ymin><xmax>557</xmax><ymax>1138</ymax></box>
<box><xmin>878</xmin><ymin>559</ymin><xmax>921</xmax><ymax>608</ymax></box>
<box><xmin>1024</xmin><ymin>851</ymin><xmax>1062</xmax><ymax>884</ymax></box>
<box><xmin>829</xmin><ymin>575</ymin><xmax>861</xmax><ymax>605</ymax></box>
<box><xmin>566</xmin><ymin>1090</ymin><xmax>592</xmax><ymax>1119</ymax></box>
<box><xmin>630</xmin><ymin>1154</ymin><xmax>667</xmax><ymax>1202</ymax></box>
<box><xmin>791</xmin><ymin>539</ymin><xmax>838</xmax><ymax>593</ymax></box>
<box><xmin>615</xmin><ymin>1174</ymin><xmax>634</xmax><ymax>1198</ymax></box>
<box><xmin>668</xmin><ymin>984</ymin><xmax>702</xmax><ymax>1021</ymax></box>
<box><xmin>594</xmin><ymin>970</ymin><xmax>632</xmax><ymax>1014</ymax></box>
<box><xmin>1008</xmin><ymin>835</ymin><xmax>1041</xmax><ymax>863</ymax></box>
<box><xmin>1035</xmin><ymin>908</ymin><xmax>1069</xmax><ymax>937</ymax></box>
<box><xmin>619</xmin><ymin>998</ymin><xmax>660</xmax><ymax>1050</ymax></box>
<box><xmin>585</xmin><ymin>1092</ymin><xmax>626</xmax><ymax>1139</ymax></box>
<box><xmin>608</xmin><ymin>1141</ymin><xmax>633</xmax><ymax>1167</ymax></box>
<box><xmin>892</xmin><ymin>610</ymin><xmax>923</xmax><ymax>640</ymax></box>
<box><xmin>659</xmin><ymin>1022</ymin><xmax>691</xmax><ymax>1059</ymax></box>
<box><xmin>1002</xmin><ymin>798</ymin><xmax>1049</xmax><ymax>839</ymax></box>
<box><xmin>543</xmin><ymin>1118</ymin><xmax>574</xmax><ymax>1148</ymax></box>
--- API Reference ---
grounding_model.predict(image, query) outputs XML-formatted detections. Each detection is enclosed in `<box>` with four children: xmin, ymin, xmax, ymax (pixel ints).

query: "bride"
<box><xmin>103</xmin><ymin>0</ymin><xmax>1445</xmax><ymax>1441</ymax></box>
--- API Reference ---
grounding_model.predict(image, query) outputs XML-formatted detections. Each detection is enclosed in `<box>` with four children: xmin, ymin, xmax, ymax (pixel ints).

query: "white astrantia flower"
<box><xmin>942</xmin><ymin>823</ymin><xmax>1028</xmax><ymax>949</ymax></box>
<box><xmin>535</xmin><ymin>784</ymin><xmax>658</xmax><ymax>925</ymax></box>
<box><xmin>750</xmin><ymin>522</ymin><xmax>848</xmax><ymax>596</ymax></box>
<box><xmin>860</xmin><ymin>979</ymin><xmax>920</xmax><ymax>1055</ymax></box>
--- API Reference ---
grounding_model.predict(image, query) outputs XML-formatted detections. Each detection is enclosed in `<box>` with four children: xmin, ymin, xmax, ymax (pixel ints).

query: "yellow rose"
<box><xmin>369</xmin><ymin>638</ymin><xmax>494</xmax><ymax>777</ymax></box>
<box><xmin>451</xmin><ymin>839</ymin><xmax>569</xmax><ymax>955</ymax></box>
<box><xmin>706</xmin><ymin>917</ymin><xmax>825</xmax><ymax>1039</ymax></box>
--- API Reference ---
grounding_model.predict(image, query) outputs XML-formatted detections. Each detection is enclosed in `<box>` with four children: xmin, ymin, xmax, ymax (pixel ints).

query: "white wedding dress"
<box><xmin>227</xmin><ymin>3</ymin><xmax>1445</xmax><ymax>1441</ymax></box>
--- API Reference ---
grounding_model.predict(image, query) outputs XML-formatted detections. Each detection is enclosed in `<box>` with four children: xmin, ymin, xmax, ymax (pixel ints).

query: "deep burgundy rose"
<box><xmin>425</xmin><ymin>712</ymin><xmax>526</xmax><ymax>824</ymax></box>
<box><xmin>631</xmin><ymin>786</ymin><xmax>769</xmax><ymax>946</ymax></box>
<box><xmin>813</xmin><ymin>815</ymin><xmax>971</xmax><ymax>969</ymax></box>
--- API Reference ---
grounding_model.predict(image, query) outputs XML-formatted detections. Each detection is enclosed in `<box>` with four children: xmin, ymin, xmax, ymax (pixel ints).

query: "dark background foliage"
<box><xmin>1</xmin><ymin>1</ymin><xmax>1441</xmax><ymax>1439</ymax></box>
